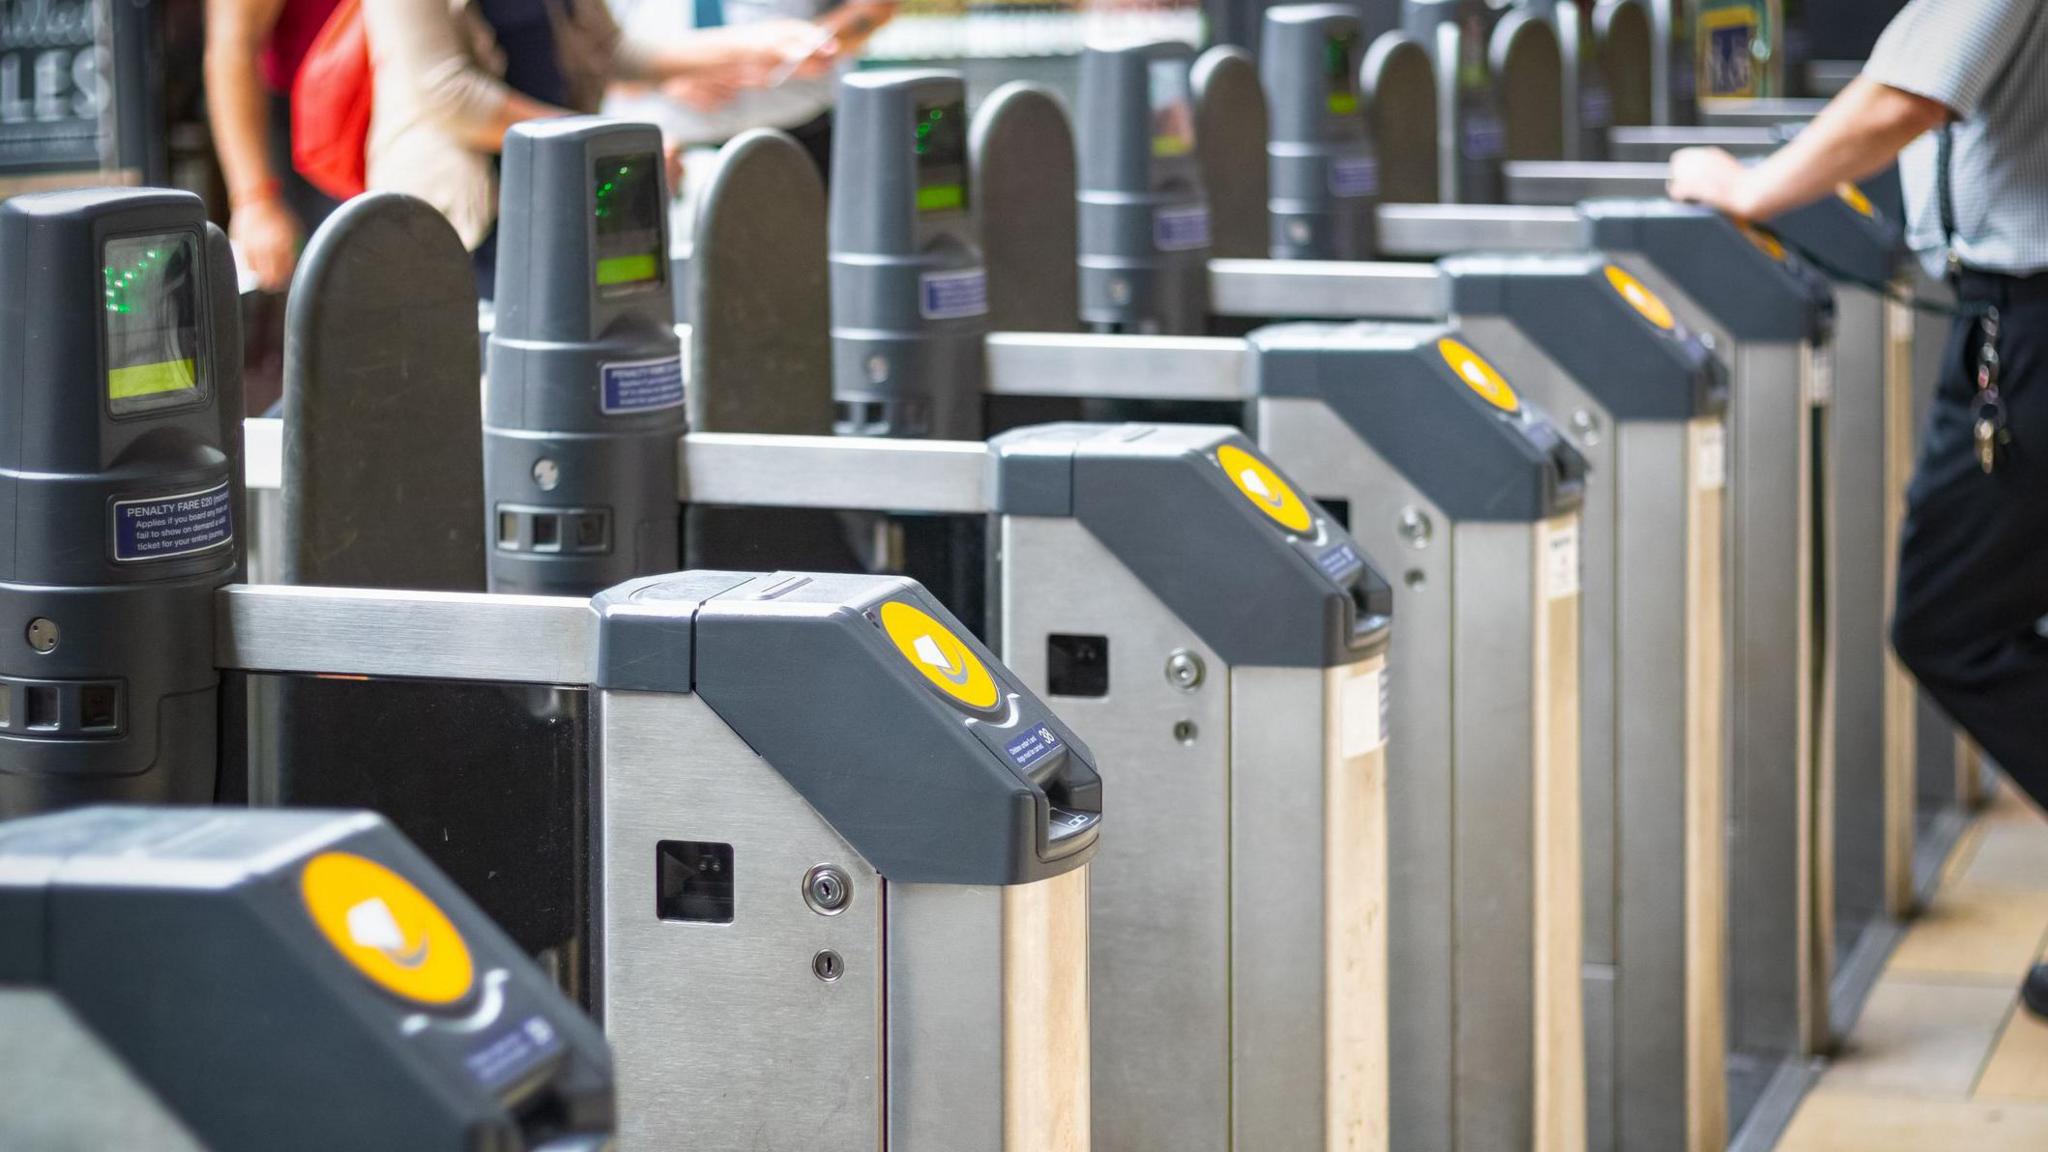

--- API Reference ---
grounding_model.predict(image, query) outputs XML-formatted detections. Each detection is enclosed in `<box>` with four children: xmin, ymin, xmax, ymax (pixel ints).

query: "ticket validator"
<box><xmin>8</xmin><ymin>184</ymin><xmax>1104</xmax><ymax>1152</ymax></box>
<box><xmin>1077</xmin><ymin>40</ymin><xmax>1214</xmax><ymax>334</ymax></box>
<box><xmin>0</xmin><ymin>807</ymin><xmax>615</xmax><ymax>1151</ymax></box>
<box><xmin>485</xmin><ymin>119</ymin><xmax>686</xmax><ymax>596</ymax></box>
<box><xmin>957</xmin><ymin>72</ymin><xmax>1601</xmax><ymax>1150</ymax></box>
<box><xmin>1262</xmin><ymin>4</ymin><xmax>1381</xmax><ymax>260</ymax></box>
<box><xmin>1386</xmin><ymin>199</ymin><xmax>1837</xmax><ymax>1130</ymax></box>
<box><xmin>656</xmin><ymin>84</ymin><xmax>1403</xmax><ymax>1149</ymax></box>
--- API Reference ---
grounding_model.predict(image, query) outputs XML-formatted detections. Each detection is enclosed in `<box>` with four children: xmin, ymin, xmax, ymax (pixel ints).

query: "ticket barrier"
<box><xmin>326</xmin><ymin>113</ymin><xmax>1399</xmax><ymax>1152</ymax></box>
<box><xmin>1498</xmin><ymin>162</ymin><xmax>1978</xmax><ymax>942</ymax></box>
<box><xmin>8</xmin><ymin>186</ymin><xmax>1104</xmax><ymax>1152</ymax></box>
<box><xmin>1119</xmin><ymin>46</ymin><xmax>1742</xmax><ymax>1145</ymax></box>
<box><xmin>824</xmin><ymin>69</ymin><xmax>1594</xmax><ymax>1151</ymax></box>
<box><xmin>1383</xmin><ymin>199</ymin><xmax>1838</xmax><ymax>1139</ymax></box>
<box><xmin>0</xmin><ymin>807</ymin><xmax>615</xmax><ymax>1151</ymax></box>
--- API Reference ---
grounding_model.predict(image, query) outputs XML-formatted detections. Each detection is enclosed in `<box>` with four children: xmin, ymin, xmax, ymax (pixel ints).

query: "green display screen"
<box><xmin>104</xmin><ymin>232</ymin><xmax>204</xmax><ymax>416</ymax></box>
<box><xmin>1149</xmin><ymin>58</ymin><xmax>1195</xmax><ymax>158</ymax></box>
<box><xmin>913</xmin><ymin>98</ymin><xmax>968</xmax><ymax>215</ymax></box>
<box><xmin>1326</xmin><ymin>31</ymin><xmax>1360</xmax><ymax>116</ymax></box>
<box><xmin>593</xmin><ymin>153</ymin><xmax>664</xmax><ymax>294</ymax></box>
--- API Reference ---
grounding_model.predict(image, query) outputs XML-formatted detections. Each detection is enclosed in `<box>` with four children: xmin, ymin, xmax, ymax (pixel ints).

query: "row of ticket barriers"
<box><xmin>0</xmin><ymin>7</ymin><xmax>1976</xmax><ymax>1152</ymax></box>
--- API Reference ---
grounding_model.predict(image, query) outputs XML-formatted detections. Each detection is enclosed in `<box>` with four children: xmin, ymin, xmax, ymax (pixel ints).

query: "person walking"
<box><xmin>1666</xmin><ymin>0</ymin><xmax>2048</xmax><ymax>1015</ymax></box>
<box><xmin>361</xmin><ymin>0</ymin><xmax>834</xmax><ymax>294</ymax></box>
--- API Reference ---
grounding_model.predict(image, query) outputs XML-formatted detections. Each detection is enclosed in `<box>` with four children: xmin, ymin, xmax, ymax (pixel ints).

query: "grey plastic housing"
<box><xmin>989</xmin><ymin>422</ymin><xmax>1393</xmax><ymax>668</ymax></box>
<box><xmin>1263</xmin><ymin>4</ymin><xmax>1380</xmax><ymax>260</ymax></box>
<box><xmin>1768</xmin><ymin>192</ymin><xmax>1903</xmax><ymax>289</ymax></box>
<box><xmin>1249</xmin><ymin>321</ymin><xmax>1589</xmax><ymax>520</ymax></box>
<box><xmin>830</xmin><ymin>70</ymin><xmax>989</xmax><ymax>439</ymax></box>
<box><xmin>0</xmin><ymin>806</ymin><xmax>615</xmax><ymax>1149</ymax></box>
<box><xmin>593</xmin><ymin>570</ymin><xmax>1101</xmax><ymax>886</ymax></box>
<box><xmin>1580</xmin><ymin>199</ymin><xmax>1836</xmax><ymax>344</ymax></box>
<box><xmin>486</xmin><ymin>117</ymin><xmax>685</xmax><ymax>596</ymax></box>
<box><xmin>1440</xmin><ymin>250</ymin><xmax>1729</xmax><ymax>421</ymax></box>
<box><xmin>1077</xmin><ymin>41</ymin><xmax>1212</xmax><ymax>333</ymax></box>
<box><xmin>0</xmin><ymin>188</ymin><xmax>243</xmax><ymax>816</ymax></box>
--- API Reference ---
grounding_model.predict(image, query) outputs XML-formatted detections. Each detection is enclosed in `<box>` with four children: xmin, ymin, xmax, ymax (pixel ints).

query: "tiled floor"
<box><xmin>1777</xmin><ymin>782</ymin><xmax>2048</xmax><ymax>1149</ymax></box>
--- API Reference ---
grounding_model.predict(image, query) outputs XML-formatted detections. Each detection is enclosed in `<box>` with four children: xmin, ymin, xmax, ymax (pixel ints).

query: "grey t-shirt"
<box><xmin>1865</xmin><ymin>0</ymin><xmax>2048</xmax><ymax>277</ymax></box>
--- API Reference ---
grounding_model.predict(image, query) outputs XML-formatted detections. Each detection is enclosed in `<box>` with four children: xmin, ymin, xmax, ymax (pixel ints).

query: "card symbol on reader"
<box><xmin>1240</xmin><ymin>469</ymin><xmax>1284</xmax><ymax>508</ymax></box>
<box><xmin>347</xmin><ymin>897</ymin><xmax>431</xmax><ymax>969</ymax></box>
<box><xmin>914</xmin><ymin>632</ymin><xmax>975</xmax><ymax>685</ymax></box>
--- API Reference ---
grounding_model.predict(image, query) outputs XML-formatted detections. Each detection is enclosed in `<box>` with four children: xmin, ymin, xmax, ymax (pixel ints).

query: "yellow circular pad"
<box><xmin>302</xmin><ymin>852</ymin><xmax>475</xmax><ymax>1007</ymax></box>
<box><xmin>880</xmin><ymin>600</ymin><xmax>1000</xmax><ymax>711</ymax></box>
<box><xmin>1837</xmin><ymin>182</ymin><xmax>1874</xmax><ymax>218</ymax></box>
<box><xmin>1604</xmin><ymin>264</ymin><xmax>1677</xmax><ymax>331</ymax></box>
<box><xmin>1438</xmin><ymin>337</ymin><xmax>1521</xmax><ymax>413</ymax></box>
<box><xmin>1217</xmin><ymin>442</ymin><xmax>1314</xmax><ymax>533</ymax></box>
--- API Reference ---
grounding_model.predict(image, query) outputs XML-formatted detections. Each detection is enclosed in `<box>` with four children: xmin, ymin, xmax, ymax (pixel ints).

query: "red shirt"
<box><xmin>260</xmin><ymin>0</ymin><xmax>347</xmax><ymax>93</ymax></box>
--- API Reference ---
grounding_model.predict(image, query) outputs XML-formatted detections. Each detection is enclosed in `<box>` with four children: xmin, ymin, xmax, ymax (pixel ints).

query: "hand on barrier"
<box><xmin>1667</xmin><ymin>146</ymin><xmax>1753</xmax><ymax>220</ymax></box>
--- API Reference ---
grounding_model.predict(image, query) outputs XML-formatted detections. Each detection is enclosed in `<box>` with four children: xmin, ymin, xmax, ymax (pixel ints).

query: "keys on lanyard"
<box><xmin>1974</xmin><ymin>306</ymin><xmax>2011</xmax><ymax>475</ymax></box>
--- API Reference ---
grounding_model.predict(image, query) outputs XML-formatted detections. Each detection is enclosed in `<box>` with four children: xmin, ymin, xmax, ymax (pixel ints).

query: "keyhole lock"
<box><xmin>804</xmin><ymin>864</ymin><xmax>852</xmax><ymax>916</ymax></box>
<box><xmin>812</xmin><ymin>950</ymin><xmax>845</xmax><ymax>982</ymax></box>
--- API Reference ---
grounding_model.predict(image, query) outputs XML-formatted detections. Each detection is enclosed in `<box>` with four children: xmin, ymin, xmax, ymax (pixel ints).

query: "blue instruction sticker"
<box><xmin>919</xmin><ymin>268</ymin><xmax>990</xmax><ymax>320</ymax></box>
<box><xmin>1317</xmin><ymin>542</ymin><xmax>1363</xmax><ymax>581</ymax></box>
<box><xmin>600</xmin><ymin>356</ymin><xmax>685</xmax><ymax>415</ymax></box>
<box><xmin>1581</xmin><ymin>86</ymin><xmax>1614</xmax><ymax>130</ymax></box>
<box><xmin>465</xmin><ymin>1013</ymin><xmax>562</xmax><ymax>1090</ymax></box>
<box><xmin>112</xmin><ymin>481</ymin><xmax>233</xmax><ymax>563</ymax></box>
<box><xmin>1461</xmin><ymin>112</ymin><xmax>1505</xmax><ymax>160</ymax></box>
<box><xmin>1329</xmin><ymin>157</ymin><xmax>1380</xmax><ymax>199</ymax></box>
<box><xmin>1154</xmin><ymin>206</ymin><xmax>1212</xmax><ymax>252</ymax></box>
<box><xmin>1005</xmin><ymin>723</ymin><xmax>1064</xmax><ymax>770</ymax></box>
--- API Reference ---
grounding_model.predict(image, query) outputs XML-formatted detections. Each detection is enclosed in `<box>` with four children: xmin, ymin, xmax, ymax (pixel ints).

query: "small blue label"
<box><xmin>919</xmin><ymin>268</ymin><xmax>990</xmax><ymax>321</ymax></box>
<box><xmin>1581</xmin><ymin>86</ymin><xmax>1614</xmax><ymax>130</ymax></box>
<box><xmin>1154</xmin><ymin>206</ymin><xmax>1212</xmax><ymax>252</ymax></box>
<box><xmin>1317</xmin><ymin>542</ymin><xmax>1363</xmax><ymax>581</ymax></box>
<box><xmin>1329</xmin><ymin>156</ymin><xmax>1380</xmax><ymax>199</ymax></box>
<box><xmin>601</xmin><ymin>356</ymin><xmax>685</xmax><ymax>415</ymax></box>
<box><xmin>1005</xmin><ymin>723</ymin><xmax>1064</xmax><ymax>770</ymax></box>
<box><xmin>112</xmin><ymin>481</ymin><xmax>233</xmax><ymax>563</ymax></box>
<box><xmin>1462</xmin><ymin>113</ymin><xmax>1505</xmax><ymax>160</ymax></box>
<box><xmin>465</xmin><ymin>1014</ymin><xmax>563</xmax><ymax>1090</ymax></box>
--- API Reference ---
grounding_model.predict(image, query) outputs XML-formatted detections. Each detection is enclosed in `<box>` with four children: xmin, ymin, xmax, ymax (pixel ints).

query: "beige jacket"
<box><xmin>363</xmin><ymin>0</ymin><xmax>642</xmax><ymax>247</ymax></box>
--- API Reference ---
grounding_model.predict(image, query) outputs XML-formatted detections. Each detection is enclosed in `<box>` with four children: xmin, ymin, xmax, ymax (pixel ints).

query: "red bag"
<box><xmin>291</xmin><ymin>0</ymin><xmax>372</xmax><ymax>200</ymax></box>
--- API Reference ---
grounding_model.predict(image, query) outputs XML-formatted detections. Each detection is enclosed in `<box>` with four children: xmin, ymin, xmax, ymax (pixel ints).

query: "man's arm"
<box><xmin>1667</xmin><ymin>78</ymin><xmax>1950</xmax><ymax>221</ymax></box>
<box><xmin>203</xmin><ymin>0</ymin><xmax>300</xmax><ymax>290</ymax></box>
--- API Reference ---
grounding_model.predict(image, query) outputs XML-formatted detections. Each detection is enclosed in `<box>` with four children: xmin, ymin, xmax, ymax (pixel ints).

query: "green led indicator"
<box><xmin>916</xmin><ymin>184</ymin><xmax>964</xmax><ymax>212</ymax></box>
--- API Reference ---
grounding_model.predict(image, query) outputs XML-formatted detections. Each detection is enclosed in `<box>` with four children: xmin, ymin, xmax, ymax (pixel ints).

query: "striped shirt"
<box><xmin>1864</xmin><ymin>0</ymin><xmax>2048</xmax><ymax>277</ymax></box>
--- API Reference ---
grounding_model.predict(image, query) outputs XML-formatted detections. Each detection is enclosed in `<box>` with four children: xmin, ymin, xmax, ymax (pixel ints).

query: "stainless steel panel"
<box><xmin>1258</xmin><ymin>397</ymin><xmax>1457</xmax><ymax>1152</ymax></box>
<box><xmin>998</xmin><ymin>514</ymin><xmax>1233</xmax><ymax>1152</ymax></box>
<box><xmin>1229</xmin><ymin>663</ymin><xmax>1385</xmax><ymax>1150</ymax></box>
<box><xmin>1614</xmin><ymin>420</ymin><xmax>1727</xmax><ymax>1152</ymax></box>
<box><xmin>1206</xmin><ymin>259</ymin><xmax>1446</xmax><ymax>321</ymax></box>
<box><xmin>1448</xmin><ymin>521</ymin><xmax>1545</xmax><ymax>1152</ymax></box>
<box><xmin>1605</xmin><ymin>126</ymin><xmax>1778</xmax><ymax>163</ymax></box>
<box><xmin>599</xmin><ymin>689</ymin><xmax>889</xmax><ymax>1150</ymax></box>
<box><xmin>983</xmin><ymin>333</ymin><xmax>1248</xmax><ymax>400</ymax></box>
<box><xmin>889</xmin><ymin>883</ymin><xmax>1005</xmax><ymax>1152</ymax></box>
<box><xmin>1502</xmin><ymin>160</ymin><xmax>1669</xmax><ymax>206</ymax></box>
<box><xmin>1374</xmin><ymin>204</ymin><xmax>1583</xmax><ymax>258</ymax></box>
<box><xmin>216</xmin><ymin>584</ymin><xmax>596</xmax><ymax>684</ymax></box>
<box><xmin>679</xmin><ymin>432</ymin><xmax>991</xmax><ymax>514</ymax></box>
<box><xmin>1829</xmin><ymin>285</ymin><xmax>1890</xmax><ymax>941</ymax></box>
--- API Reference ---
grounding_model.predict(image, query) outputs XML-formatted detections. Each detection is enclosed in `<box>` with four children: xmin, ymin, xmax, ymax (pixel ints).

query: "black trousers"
<box><xmin>1892</xmin><ymin>270</ymin><xmax>2048</xmax><ymax>806</ymax></box>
